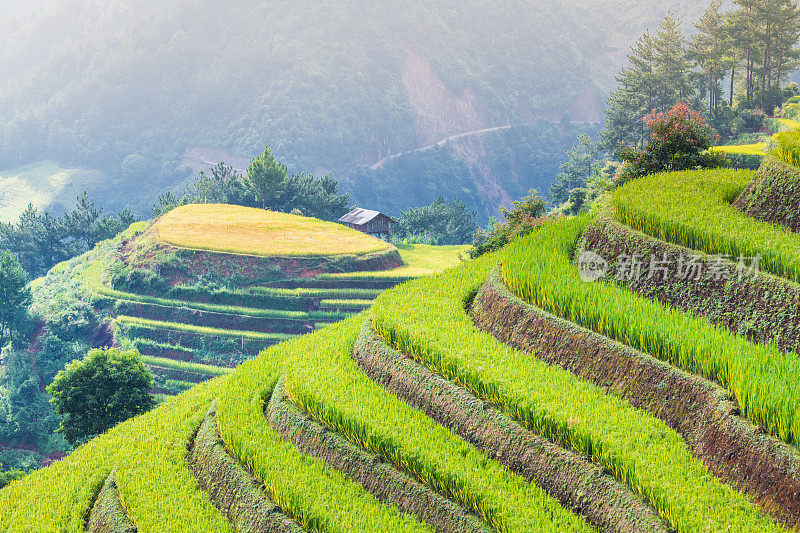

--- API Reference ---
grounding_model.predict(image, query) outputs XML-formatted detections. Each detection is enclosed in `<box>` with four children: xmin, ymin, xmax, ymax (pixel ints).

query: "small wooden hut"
<box><xmin>339</xmin><ymin>208</ymin><xmax>397</xmax><ymax>239</ymax></box>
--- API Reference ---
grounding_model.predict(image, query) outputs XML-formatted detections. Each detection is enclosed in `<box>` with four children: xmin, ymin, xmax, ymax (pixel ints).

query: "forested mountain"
<box><xmin>0</xmin><ymin>0</ymin><xmax>732</xmax><ymax>220</ymax></box>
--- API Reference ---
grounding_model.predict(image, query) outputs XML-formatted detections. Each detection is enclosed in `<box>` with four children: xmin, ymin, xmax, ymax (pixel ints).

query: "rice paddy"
<box><xmin>5</xmin><ymin>165</ymin><xmax>800</xmax><ymax>531</ymax></box>
<box><xmin>154</xmin><ymin>203</ymin><xmax>393</xmax><ymax>257</ymax></box>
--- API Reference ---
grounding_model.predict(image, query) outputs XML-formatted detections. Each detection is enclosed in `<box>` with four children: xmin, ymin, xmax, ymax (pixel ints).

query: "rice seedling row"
<box><xmin>115</xmin><ymin>316</ymin><xmax>295</xmax><ymax>342</ymax></box>
<box><xmin>218</xmin><ymin>318</ymin><xmax>592</xmax><ymax>533</ymax></box>
<box><xmin>318</xmin><ymin>299</ymin><xmax>374</xmax><ymax>311</ymax></box>
<box><xmin>612</xmin><ymin>167</ymin><xmax>800</xmax><ymax>283</ymax></box>
<box><xmin>189</xmin><ymin>404</ymin><xmax>303</xmax><ymax>532</ymax></box>
<box><xmin>113</xmin><ymin>300</ymin><xmax>316</xmax><ymax>335</ymax></box>
<box><xmin>503</xmin><ymin>216</ymin><xmax>800</xmax><ymax>447</ymax></box>
<box><xmin>471</xmin><ymin>263</ymin><xmax>800</xmax><ymax>526</ymax></box>
<box><xmin>214</xmin><ymin>341</ymin><xmax>435</xmax><ymax>533</ymax></box>
<box><xmin>141</xmin><ymin>355</ymin><xmax>233</xmax><ymax>377</ymax></box>
<box><xmin>351</xmin><ymin>320</ymin><xmax>667</xmax><ymax>532</ymax></box>
<box><xmin>85</xmin><ymin>260</ymin><xmax>309</xmax><ymax>319</ymax></box>
<box><xmin>267</xmin><ymin>376</ymin><xmax>493</xmax><ymax>533</ymax></box>
<box><xmin>581</xmin><ymin>208</ymin><xmax>800</xmax><ymax>355</ymax></box>
<box><xmin>369</xmin><ymin>239</ymin><xmax>781</xmax><ymax>531</ymax></box>
<box><xmin>0</xmin><ymin>380</ymin><xmax>232</xmax><ymax>531</ymax></box>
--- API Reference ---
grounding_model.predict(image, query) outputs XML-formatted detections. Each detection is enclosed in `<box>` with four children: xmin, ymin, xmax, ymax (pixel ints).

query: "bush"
<box><xmin>615</xmin><ymin>103</ymin><xmax>729</xmax><ymax>184</ymax></box>
<box><xmin>725</xmin><ymin>153</ymin><xmax>764</xmax><ymax>170</ymax></box>
<box><xmin>711</xmin><ymin>106</ymin><xmax>766</xmax><ymax>142</ymax></box>
<box><xmin>469</xmin><ymin>190</ymin><xmax>552</xmax><ymax>258</ymax></box>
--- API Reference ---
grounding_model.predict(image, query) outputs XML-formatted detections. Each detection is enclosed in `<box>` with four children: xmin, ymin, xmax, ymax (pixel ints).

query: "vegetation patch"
<box><xmin>189</xmin><ymin>405</ymin><xmax>302</xmax><ymax>532</ymax></box>
<box><xmin>116</xmin><ymin>320</ymin><xmax>281</xmax><ymax>359</ymax></box>
<box><xmin>115</xmin><ymin>316</ymin><xmax>294</xmax><ymax>342</ymax></box>
<box><xmin>612</xmin><ymin>168</ymin><xmax>800</xmax><ymax>283</ymax></box>
<box><xmin>352</xmin><ymin>321</ymin><xmax>666</xmax><ymax>533</ymax></box>
<box><xmin>317</xmin><ymin>244</ymin><xmax>466</xmax><ymax>280</ymax></box>
<box><xmin>318</xmin><ymin>299</ymin><xmax>373</xmax><ymax>312</ymax></box>
<box><xmin>0</xmin><ymin>380</ymin><xmax>230</xmax><ymax>531</ymax></box>
<box><xmin>281</xmin><ymin>318</ymin><xmax>591</xmax><ymax>532</ymax></box>
<box><xmin>140</xmin><ymin>356</ymin><xmax>232</xmax><ymax>377</ymax></box>
<box><xmin>370</xmin><ymin>241</ymin><xmax>781</xmax><ymax>531</ymax></box>
<box><xmin>113</xmin><ymin>301</ymin><xmax>314</xmax><ymax>335</ymax></box>
<box><xmin>733</xmin><ymin>156</ymin><xmax>800</xmax><ymax>232</ymax></box>
<box><xmin>775</xmin><ymin>127</ymin><xmax>800</xmax><ymax>169</ymax></box>
<box><xmin>580</xmin><ymin>209</ymin><xmax>800</xmax><ymax>354</ymax></box>
<box><xmin>268</xmin><ymin>376</ymin><xmax>490</xmax><ymax>533</ymax></box>
<box><xmin>471</xmin><ymin>265</ymin><xmax>800</xmax><ymax>527</ymax></box>
<box><xmin>85</xmin><ymin>472</ymin><xmax>136</xmax><ymax>533</ymax></box>
<box><xmin>214</xmin><ymin>335</ymin><xmax>434</xmax><ymax>532</ymax></box>
<box><xmin>503</xmin><ymin>216</ymin><xmax>800</xmax><ymax>448</ymax></box>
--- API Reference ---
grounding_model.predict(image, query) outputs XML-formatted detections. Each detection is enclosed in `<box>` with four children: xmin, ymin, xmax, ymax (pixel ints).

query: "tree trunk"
<box><xmin>746</xmin><ymin>47</ymin><xmax>752</xmax><ymax>105</ymax></box>
<box><xmin>764</xmin><ymin>22</ymin><xmax>772</xmax><ymax>114</ymax></box>
<box><xmin>730</xmin><ymin>66</ymin><xmax>735</xmax><ymax>107</ymax></box>
<box><xmin>777</xmin><ymin>51</ymin><xmax>785</xmax><ymax>107</ymax></box>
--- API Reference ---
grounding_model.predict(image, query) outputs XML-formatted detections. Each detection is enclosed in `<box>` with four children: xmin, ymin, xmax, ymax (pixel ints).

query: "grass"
<box><xmin>162</xmin><ymin>379</ymin><xmax>197</xmax><ymax>394</ymax></box>
<box><xmin>141</xmin><ymin>355</ymin><xmax>232</xmax><ymax>377</ymax></box>
<box><xmin>0</xmin><ymin>380</ymin><xmax>231</xmax><ymax>531</ymax></box>
<box><xmin>319</xmin><ymin>299</ymin><xmax>374</xmax><ymax>310</ymax></box>
<box><xmin>711</xmin><ymin>143</ymin><xmax>767</xmax><ymax>155</ymax></box>
<box><xmin>318</xmin><ymin>244</ymin><xmax>467</xmax><ymax>280</ymax></box>
<box><xmin>775</xmin><ymin>118</ymin><xmax>800</xmax><ymax>131</ymax></box>
<box><xmin>85</xmin><ymin>259</ymin><xmax>308</xmax><ymax>319</ymax></box>
<box><xmin>370</xmin><ymin>230</ymin><xmax>780</xmax><ymax>531</ymax></box>
<box><xmin>115</xmin><ymin>316</ymin><xmax>295</xmax><ymax>342</ymax></box>
<box><xmin>154</xmin><ymin>203</ymin><xmax>392</xmax><ymax>257</ymax></box>
<box><xmin>218</xmin><ymin>317</ymin><xmax>590</xmax><ymax>532</ymax></box>
<box><xmin>214</xmin><ymin>333</ymin><xmax>434</xmax><ymax>533</ymax></box>
<box><xmin>775</xmin><ymin>128</ymin><xmax>800</xmax><ymax>168</ymax></box>
<box><xmin>613</xmin><ymin>168</ymin><xmax>800</xmax><ymax>284</ymax></box>
<box><xmin>252</xmin><ymin>286</ymin><xmax>384</xmax><ymax>299</ymax></box>
<box><xmin>503</xmin><ymin>216</ymin><xmax>800</xmax><ymax>447</ymax></box>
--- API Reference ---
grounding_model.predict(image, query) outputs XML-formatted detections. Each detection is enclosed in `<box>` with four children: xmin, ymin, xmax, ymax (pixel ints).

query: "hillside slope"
<box><xmin>0</xmin><ymin>0</ymin><xmax>723</xmax><ymax>219</ymax></box>
<box><xmin>0</xmin><ymin>205</ymin><xmax>464</xmax><ymax>471</ymax></box>
<box><xmin>4</xmin><ymin>166</ymin><xmax>800</xmax><ymax>531</ymax></box>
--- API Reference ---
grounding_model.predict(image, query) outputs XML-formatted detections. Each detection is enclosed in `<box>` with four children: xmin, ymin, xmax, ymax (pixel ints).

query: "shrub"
<box><xmin>469</xmin><ymin>189</ymin><xmax>552</xmax><ymax>258</ymax></box>
<box><xmin>616</xmin><ymin>103</ymin><xmax>729</xmax><ymax>183</ymax></box>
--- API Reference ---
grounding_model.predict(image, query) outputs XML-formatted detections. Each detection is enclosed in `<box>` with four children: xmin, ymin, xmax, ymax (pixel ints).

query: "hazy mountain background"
<box><xmin>0</xmin><ymin>0</ymin><xmax>730</xmax><ymax>222</ymax></box>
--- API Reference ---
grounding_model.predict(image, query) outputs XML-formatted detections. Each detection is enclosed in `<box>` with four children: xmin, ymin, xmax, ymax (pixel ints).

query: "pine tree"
<box><xmin>600</xmin><ymin>14</ymin><xmax>693</xmax><ymax>151</ymax></box>
<box><xmin>690</xmin><ymin>1</ymin><xmax>729</xmax><ymax>113</ymax></box>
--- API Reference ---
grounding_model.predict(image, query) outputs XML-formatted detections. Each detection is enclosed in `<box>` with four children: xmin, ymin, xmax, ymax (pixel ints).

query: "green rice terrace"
<box><xmin>6</xmin><ymin>160</ymin><xmax>800</xmax><ymax>532</ymax></box>
<box><xmin>25</xmin><ymin>204</ymin><xmax>466</xmax><ymax>397</ymax></box>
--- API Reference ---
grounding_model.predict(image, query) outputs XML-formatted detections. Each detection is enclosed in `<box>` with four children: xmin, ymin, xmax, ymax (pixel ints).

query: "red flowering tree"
<box><xmin>616</xmin><ymin>103</ymin><xmax>728</xmax><ymax>183</ymax></box>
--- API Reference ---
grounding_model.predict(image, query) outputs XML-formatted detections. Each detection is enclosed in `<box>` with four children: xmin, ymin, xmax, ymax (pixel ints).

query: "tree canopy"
<box><xmin>0</xmin><ymin>250</ymin><xmax>31</xmax><ymax>348</ymax></box>
<box><xmin>47</xmin><ymin>348</ymin><xmax>155</xmax><ymax>445</ymax></box>
<box><xmin>601</xmin><ymin>2</ymin><xmax>800</xmax><ymax>152</ymax></box>
<box><xmin>393</xmin><ymin>197</ymin><xmax>478</xmax><ymax>245</ymax></box>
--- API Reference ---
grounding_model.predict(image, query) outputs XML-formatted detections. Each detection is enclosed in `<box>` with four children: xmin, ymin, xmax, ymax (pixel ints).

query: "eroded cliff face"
<box><xmin>401</xmin><ymin>48</ymin><xmax>490</xmax><ymax>146</ymax></box>
<box><xmin>392</xmin><ymin>47</ymin><xmax>600</xmax><ymax>218</ymax></box>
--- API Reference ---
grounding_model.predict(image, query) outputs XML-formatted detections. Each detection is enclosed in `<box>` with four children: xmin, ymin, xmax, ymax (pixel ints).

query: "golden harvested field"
<box><xmin>711</xmin><ymin>143</ymin><xmax>767</xmax><ymax>156</ymax></box>
<box><xmin>319</xmin><ymin>243</ymin><xmax>468</xmax><ymax>279</ymax></box>
<box><xmin>154</xmin><ymin>204</ymin><xmax>393</xmax><ymax>257</ymax></box>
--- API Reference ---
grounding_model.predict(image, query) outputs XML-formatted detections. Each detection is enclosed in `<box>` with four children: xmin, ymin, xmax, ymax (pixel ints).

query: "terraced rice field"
<box><xmin>80</xmin><ymin>226</ymin><xmax>463</xmax><ymax>396</ymax></box>
<box><xmin>5</xmin><ymin>167</ymin><xmax>800</xmax><ymax>531</ymax></box>
<box><xmin>154</xmin><ymin>203</ymin><xmax>393</xmax><ymax>256</ymax></box>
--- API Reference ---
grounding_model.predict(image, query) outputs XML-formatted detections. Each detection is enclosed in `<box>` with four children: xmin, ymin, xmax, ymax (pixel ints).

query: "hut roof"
<box><xmin>339</xmin><ymin>208</ymin><xmax>397</xmax><ymax>226</ymax></box>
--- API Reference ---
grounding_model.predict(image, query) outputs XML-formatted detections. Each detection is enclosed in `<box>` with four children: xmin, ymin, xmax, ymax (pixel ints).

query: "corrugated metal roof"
<box><xmin>339</xmin><ymin>208</ymin><xmax>396</xmax><ymax>225</ymax></box>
